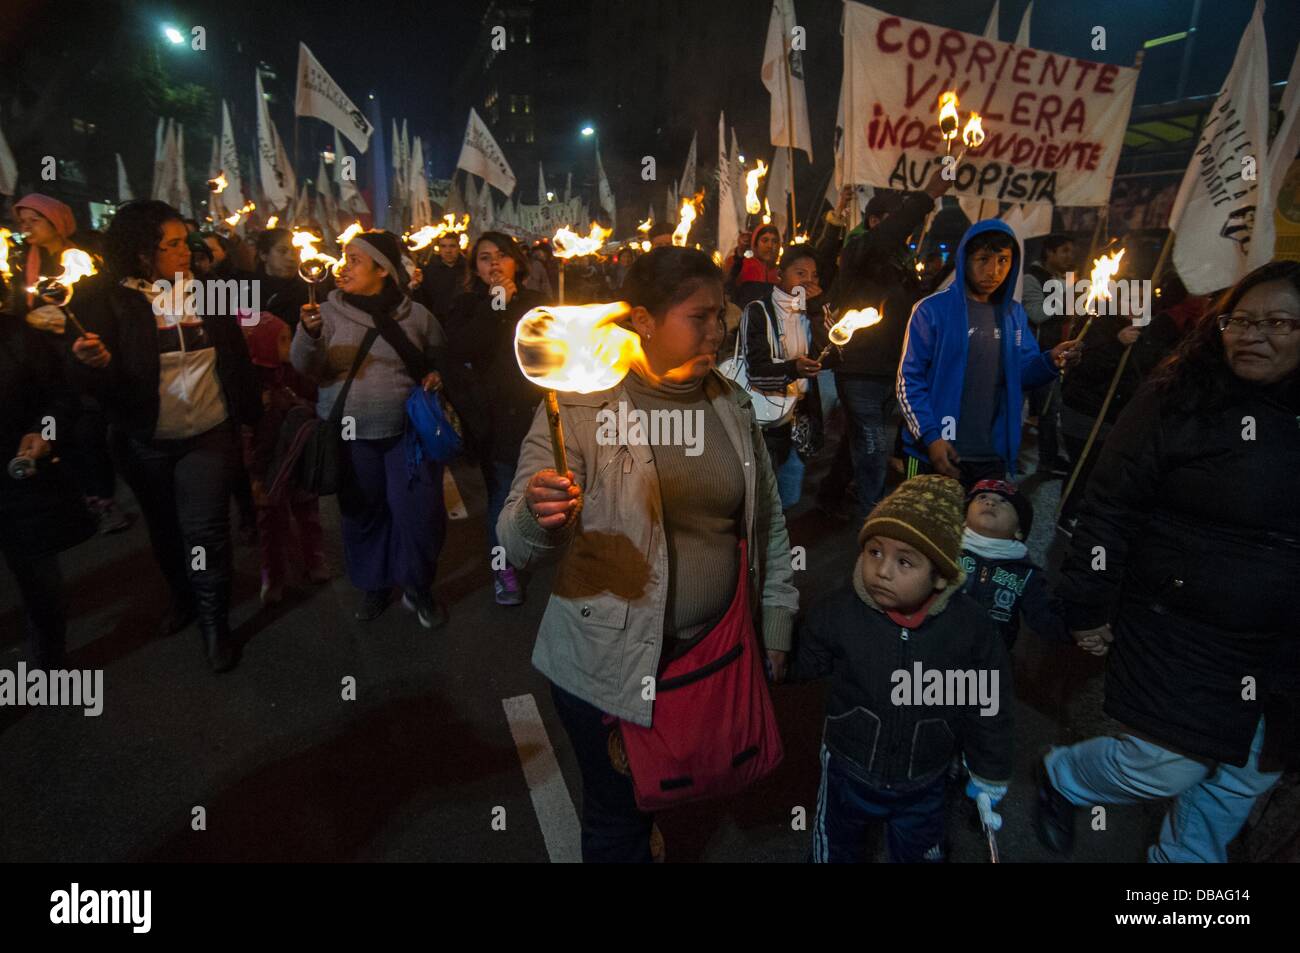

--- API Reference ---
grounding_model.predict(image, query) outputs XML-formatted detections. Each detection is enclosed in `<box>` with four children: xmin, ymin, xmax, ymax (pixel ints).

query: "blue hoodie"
<box><xmin>896</xmin><ymin>219</ymin><xmax>1057</xmax><ymax>475</ymax></box>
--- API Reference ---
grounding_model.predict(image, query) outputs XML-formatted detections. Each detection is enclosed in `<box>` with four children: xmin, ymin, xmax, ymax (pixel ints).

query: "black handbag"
<box><xmin>298</xmin><ymin>328</ymin><xmax>379</xmax><ymax>496</ymax></box>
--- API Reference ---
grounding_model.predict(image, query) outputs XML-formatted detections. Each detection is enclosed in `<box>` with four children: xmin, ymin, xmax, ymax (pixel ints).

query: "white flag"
<box><xmin>256</xmin><ymin>70</ymin><xmax>296</xmax><ymax>211</ymax></box>
<box><xmin>1170</xmin><ymin>1</ymin><xmax>1272</xmax><ymax>293</ymax></box>
<box><xmin>730</xmin><ymin>128</ymin><xmax>747</xmax><ymax>224</ymax></box>
<box><xmin>151</xmin><ymin>118</ymin><xmax>170</xmax><ymax>201</ymax></box>
<box><xmin>1267</xmin><ymin>41</ymin><xmax>1300</xmax><ymax>199</ymax></box>
<box><xmin>538</xmin><ymin>161</ymin><xmax>548</xmax><ymax>204</ymax></box>
<box><xmin>456</xmin><ymin>108</ymin><xmax>516</xmax><ymax>196</ymax></box>
<box><xmin>983</xmin><ymin>0</ymin><xmax>1000</xmax><ymax>40</ymax></box>
<box><xmin>0</xmin><ymin>116</ymin><xmax>17</xmax><ymax>196</ymax></box>
<box><xmin>596</xmin><ymin>148</ymin><xmax>616</xmax><ymax>225</ymax></box>
<box><xmin>679</xmin><ymin>131</ymin><xmax>697</xmax><ymax>198</ymax></box>
<box><xmin>333</xmin><ymin>129</ymin><xmax>369</xmax><ymax>216</ymax></box>
<box><xmin>116</xmin><ymin>153</ymin><xmax>133</xmax><ymax>204</ymax></box>
<box><xmin>316</xmin><ymin>155</ymin><xmax>339</xmax><ymax>234</ymax></box>
<box><xmin>761</xmin><ymin>0</ymin><xmax>813</xmax><ymax>162</ymax></box>
<box><xmin>767</xmin><ymin>146</ymin><xmax>791</xmax><ymax>237</ymax></box>
<box><xmin>1016</xmin><ymin>1</ymin><xmax>1033</xmax><ymax>46</ymax></box>
<box><xmin>717</xmin><ymin>112</ymin><xmax>739</xmax><ymax>258</ymax></box>
<box><xmin>294</xmin><ymin>42</ymin><xmax>372</xmax><ymax>153</ymax></box>
<box><xmin>219</xmin><ymin>101</ymin><xmax>244</xmax><ymax>206</ymax></box>
<box><xmin>410</xmin><ymin>136</ymin><xmax>432</xmax><ymax>227</ymax></box>
<box><xmin>174</xmin><ymin>123</ymin><xmax>193</xmax><ymax>217</ymax></box>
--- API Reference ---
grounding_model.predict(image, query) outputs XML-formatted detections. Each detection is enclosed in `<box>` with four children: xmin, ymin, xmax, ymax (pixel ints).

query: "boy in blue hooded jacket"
<box><xmin>896</xmin><ymin>220</ymin><xmax>1080</xmax><ymax>486</ymax></box>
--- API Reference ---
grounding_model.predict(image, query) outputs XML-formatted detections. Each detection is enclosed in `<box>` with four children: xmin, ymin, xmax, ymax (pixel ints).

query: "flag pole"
<box><xmin>784</xmin><ymin>45</ymin><xmax>798</xmax><ymax>240</ymax></box>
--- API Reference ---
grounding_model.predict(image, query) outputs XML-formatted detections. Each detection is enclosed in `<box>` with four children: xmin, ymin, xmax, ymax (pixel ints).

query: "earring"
<box><xmin>644</xmin><ymin>332</ymin><xmax>651</xmax><ymax>340</ymax></box>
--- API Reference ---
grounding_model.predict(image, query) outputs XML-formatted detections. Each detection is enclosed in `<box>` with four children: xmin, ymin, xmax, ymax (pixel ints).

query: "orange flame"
<box><xmin>552</xmin><ymin>222</ymin><xmax>612</xmax><ymax>259</ymax></box>
<box><xmin>761</xmin><ymin>197</ymin><xmax>772</xmax><ymax>226</ymax></box>
<box><xmin>208</xmin><ymin>172</ymin><xmax>229</xmax><ymax>193</ymax></box>
<box><xmin>223</xmin><ymin>200</ymin><xmax>256</xmax><ymax>228</ymax></box>
<box><xmin>938</xmin><ymin>91</ymin><xmax>960</xmax><ymax>141</ymax></box>
<box><xmin>1083</xmin><ymin>248</ymin><xmax>1125</xmax><ymax>314</ymax></box>
<box><xmin>515</xmin><ymin>303</ymin><xmax>638</xmax><ymax>393</ymax></box>
<box><xmin>27</xmin><ymin>248</ymin><xmax>98</xmax><ymax>294</ymax></box>
<box><xmin>292</xmin><ymin>229</ymin><xmax>341</xmax><ymax>279</ymax></box>
<box><xmin>791</xmin><ymin>233</ymin><xmax>811</xmax><ymax>245</ymax></box>
<box><xmin>0</xmin><ymin>228</ymin><xmax>12</xmax><ymax>278</ymax></box>
<box><xmin>962</xmin><ymin>113</ymin><xmax>986</xmax><ymax>148</ymax></box>
<box><xmin>266</xmin><ymin>215</ymin><xmax>280</xmax><ymax>228</ymax></box>
<box><xmin>672</xmin><ymin>193</ymin><xmax>703</xmax><ymax>247</ymax></box>
<box><xmin>637</xmin><ymin>217</ymin><xmax>652</xmax><ymax>233</ymax></box>
<box><xmin>404</xmin><ymin>213</ymin><xmax>470</xmax><ymax>251</ymax></box>
<box><xmin>336</xmin><ymin>222</ymin><xmax>364</xmax><ymax>246</ymax></box>
<box><xmin>745</xmin><ymin>160</ymin><xmax>768</xmax><ymax>215</ymax></box>
<box><xmin>827</xmin><ymin>308</ymin><xmax>882</xmax><ymax>346</ymax></box>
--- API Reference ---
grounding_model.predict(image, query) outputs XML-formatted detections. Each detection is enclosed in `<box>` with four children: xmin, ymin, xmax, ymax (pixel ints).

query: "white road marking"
<box><xmin>502</xmin><ymin>693</ymin><xmax>582</xmax><ymax>863</ymax></box>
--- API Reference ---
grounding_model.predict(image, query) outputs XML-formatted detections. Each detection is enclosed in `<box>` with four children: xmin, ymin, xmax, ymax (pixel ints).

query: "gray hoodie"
<box><xmin>290</xmin><ymin>289</ymin><xmax>445</xmax><ymax>440</ymax></box>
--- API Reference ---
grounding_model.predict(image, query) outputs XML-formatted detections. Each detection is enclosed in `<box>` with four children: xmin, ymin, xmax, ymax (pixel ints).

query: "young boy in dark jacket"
<box><xmin>792</xmin><ymin>475</ymin><xmax>1012</xmax><ymax>862</ymax></box>
<box><xmin>960</xmin><ymin>479</ymin><xmax>1068</xmax><ymax>648</ymax></box>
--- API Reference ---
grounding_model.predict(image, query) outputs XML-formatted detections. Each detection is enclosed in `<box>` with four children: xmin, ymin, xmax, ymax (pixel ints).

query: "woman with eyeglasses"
<box><xmin>443</xmin><ymin>231</ymin><xmax>547</xmax><ymax>607</ymax></box>
<box><xmin>1036</xmin><ymin>260</ymin><xmax>1300</xmax><ymax>862</ymax></box>
<box><xmin>69</xmin><ymin>200</ymin><xmax>262</xmax><ymax>672</ymax></box>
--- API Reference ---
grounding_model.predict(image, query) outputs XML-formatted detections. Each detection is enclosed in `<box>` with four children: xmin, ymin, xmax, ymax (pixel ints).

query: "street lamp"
<box><xmin>580</xmin><ymin>125</ymin><xmax>595</xmax><ymax>137</ymax></box>
<box><xmin>162</xmin><ymin>25</ymin><xmax>185</xmax><ymax>44</ymax></box>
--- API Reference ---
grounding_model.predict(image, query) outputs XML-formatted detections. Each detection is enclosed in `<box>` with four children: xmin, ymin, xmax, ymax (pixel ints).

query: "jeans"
<box><xmin>550</xmin><ymin>681</ymin><xmax>654</xmax><ymax>863</ymax></box>
<box><xmin>812</xmin><ymin>746</ymin><xmax>948</xmax><ymax>863</ymax></box>
<box><xmin>1045</xmin><ymin>718</ymin><xmax>1282</xmax><ymax>863</ymax></box>
<box><xmin>835</xmin><ymin>376</ymin><xmax>894</xmax><ymax>515</ymax></box>
<box><xmin>480</xmin><ymin>458</ymin><xmax>518</xmax><ymax>554</ymax></box>
<box><xmin>762</xmin><ymin>423</ymin><xmax>805</xmax><ymax>509</ymax></box>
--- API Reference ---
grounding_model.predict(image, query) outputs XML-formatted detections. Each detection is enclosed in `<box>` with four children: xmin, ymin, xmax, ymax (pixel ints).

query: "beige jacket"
<box><xmin>497</xmin><ymin>370</ymin><xmax>799</xmax><ymax>726</ymax></box>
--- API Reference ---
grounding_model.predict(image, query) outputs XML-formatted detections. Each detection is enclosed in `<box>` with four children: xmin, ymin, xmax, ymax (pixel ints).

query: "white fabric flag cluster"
<box><xmin>0</xmin><ymin>116</ymin><xmax>17</xmax><ymax>196</ymax></box>
<box><xmin>761</xmin><ymin>0</ymin><xmax>813</xmax><ymax>162</ymax></box>
<box><xmin>256</xmin><ymin>70</ymin><xmax>296</xmax><ymax>211</ymax></box>
<box><xmin>717</xmin><ymin>112</ymin><xmax>740</xmax><ymax>258</ymax></box>
<box><xmin>294</xmin><ymin>43</ymin><xmax>372</xmax><ymax>153</ymax></box>
<box><xmin>766</xmin><ymin>146</ymin><xmax>791</xmax><ymax>236</ymax></box>
<box><xmin>316</xmin><ymin>155</ymin><xmax>338</xmax><ymax>234</ymax></box>
<box><xmin>1169</xmin><ymin>1</ymin><xmax>1273</xmax><ymax>294</ymax></box>
<box><xmin>1266</xmin><ymin>40</ymin><xmax>1300</xmax><ymax>208</ymax></box>
<box><xmin>151</xmin><ymin>118</ymin><xmax>168</xmax><ymax>201</ymax></box>
<box><xmin>409</xmin><ymin>136</ymin><xmax>433</xmax><ymax>227</ymax></box>
<box><xmin>456</xmin><ymin>108</ymin><xmax>517</xmax><ymax>196</ymax></box>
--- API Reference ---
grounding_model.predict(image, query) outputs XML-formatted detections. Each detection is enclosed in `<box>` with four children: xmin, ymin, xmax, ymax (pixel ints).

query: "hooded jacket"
<box><xmin>896</xmin><ymin>219</ymin><xmax>1057</xmax><ymax>475</ymax></box>
<box><xmin>791</xmin><ymin>556</ymin><xmax>1012</xmax><ymax>792</ymax></box>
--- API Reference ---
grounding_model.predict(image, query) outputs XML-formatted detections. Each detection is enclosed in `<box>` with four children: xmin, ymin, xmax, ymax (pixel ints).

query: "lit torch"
<box><xmin>636</xmin><ymin>217</ymin><xmax>652</xmax><ymax>234</ymax></box>
<box><xmin>745</xmin><ymin>160</ymin><xmax>768</xmax><ymax>216</ymax></box>
<box><xmin>816</xmin><ymin>307</ymin><xmax>882</xmax><ymax>363</ymax></box>
<box><xmin>962</xmin><ymin>112</ymin><xmax>985</xmax><ymax>150</ymax></box>
<box><xmin>0</xmin><ymin>228</ymin><xmax>12</xmax><ymax>280</ymax></box>
<box><xmin>1073</xmin><ymin>248</ymin><xmax>1126</xmax><ymax>343</ymax></box>
<box><xmin>292</xmin><ymin>230</ymin><xmax>341</xmax><ymax>307</ymax></box>
<box><xmin>208</xmin><ymin>172</ymin><xmax>229</xmax><ymax>194</ymax></box>
<box><xmin>27</xmin><ymin>248</ymin><xmax>99</xmax><ymax>337</ymax></box>
<box><xmin>266</xmin><ymin>215</ymin><xmax>279</xmax><ymax>229</ymax></box>
<box><xmin>761</xmin><ymin>197</ymin><xmax>772</xmax><ymax>226</ymax></box>
<box><xmin>938</xmin><ymin>91</ymin><xmax>960</xmax><ymax>155</ymax></box>
<box><xmin>552</xmin><ymin>222</ymin><xmax>612</xmax><ymax>303</ymax></box>
<box><xmin>515</xmin><ymin>302</ymin><xmax>637</xmax><ymax>475</ymax></box>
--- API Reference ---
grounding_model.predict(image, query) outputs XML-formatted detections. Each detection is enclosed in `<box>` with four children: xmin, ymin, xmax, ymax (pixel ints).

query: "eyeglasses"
<box><xmin>1216</xmin><ymin>313</ymin><xmax>1300</xmax><ymax>338</ymax></box>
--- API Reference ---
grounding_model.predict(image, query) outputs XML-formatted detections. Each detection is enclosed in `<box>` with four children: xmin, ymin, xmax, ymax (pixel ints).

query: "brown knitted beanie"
<box><xmin>857</xmin><ymin>475</ymin><xmax>966</xmax><ymax>580</ymax></box>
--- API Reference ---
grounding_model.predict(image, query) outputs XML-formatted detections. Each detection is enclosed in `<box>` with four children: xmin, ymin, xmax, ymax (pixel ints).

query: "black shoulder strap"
<box><xmin>328</xmin><ymin>327</ymin><xmax>380</xmax><ymax>423</ymax></box>
<box><xmin>371</xmin><ymin>306</ymin><xmax>429</xmax><ymax>383</ymax></box>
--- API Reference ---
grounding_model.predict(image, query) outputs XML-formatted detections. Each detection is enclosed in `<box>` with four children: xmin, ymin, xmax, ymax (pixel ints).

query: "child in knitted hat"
<box><xmin>790</xmin><ymin>475</ymin><xmax>1012</xmax><ymax>862</ymax></box>
<box><xmin>959</xmin><ymin>479</ymin><xmax>1068</xmax><ymax>649</ymax></box>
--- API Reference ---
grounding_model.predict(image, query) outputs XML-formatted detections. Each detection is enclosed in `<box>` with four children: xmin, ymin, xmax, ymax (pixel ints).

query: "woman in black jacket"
<box><xmin>444</xmin><ymin>232</ymin><xmax>546</xmax><ymax>606</ymax></box>
<box><xmin>70</xmin><ymin>200</ymin><xmax>261</xmax><ymax>673</ymax></box>
<box><xmin>1037</xmin><ymin>261</ymin><xmax>1300</xmax><ymax>862</ymax></box>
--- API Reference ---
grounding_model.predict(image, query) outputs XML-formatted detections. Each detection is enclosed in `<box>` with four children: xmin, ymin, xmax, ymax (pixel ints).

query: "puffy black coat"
<box><xmin>792</xmin><ymin>581</ymin><xmax>1012</xmax><ymax>791</ymax></box>
<box><xmin>1058</xmin><ymin>377</ymin><xmax>1300</xmax><ymax>769</ymax></box>
<box><xmin>1061</xmin><ymin>312</ymin><xmax>1182</xmax><ymax>424</ymax></box>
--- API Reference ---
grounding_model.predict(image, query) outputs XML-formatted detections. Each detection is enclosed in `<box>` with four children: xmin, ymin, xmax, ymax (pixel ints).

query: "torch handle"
<box><xmin>63</xmin><ymin>307</ymin><xmax>88</xmax><ymax>339</ymax></box>
<box><xmin>816</xmin><ymin>343</ymin><xmax>834</xmax><ymax>364</ymax></box>
<box><xmin>544</xmin><ymin>390</ymin><xmax>569</xmax><ymax>477</ymax></box>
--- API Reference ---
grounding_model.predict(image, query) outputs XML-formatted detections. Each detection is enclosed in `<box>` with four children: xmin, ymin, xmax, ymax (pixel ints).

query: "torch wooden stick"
<box><xmin>558</xmin><ymin>260</ymin><xmax>565</xmax><ymax>305</ymax></box>
<box><xmin>1058</xmin><ymin>341</ymin><xmax>1133</xmax><ymax>517</ymax></box>
<box><xmin>544</xmin><ymin>389</ymin><xmax>568</xmax><ymax>476</ymax></box>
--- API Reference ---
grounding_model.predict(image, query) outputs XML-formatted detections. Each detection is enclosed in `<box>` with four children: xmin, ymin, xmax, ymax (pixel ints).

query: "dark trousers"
<box><xmin>116</xmin><ymin>420</ymin><xmax>241</xmax><ymax>618</ymax></box>
<box><xmin>3</xmin><ymin>550</ymin><xmax>66</xmax><ymax>668</ymax></box>
<box><xmin>835</xmin><ymin>376</ymin><xmax>895</xmax><ymax>515</ymax></box>
<box><xmin>550</xmin><ymin>681</ymin><xmax>654</xmax><ymax>863</ymax></box>
<box><xmin>67</xmin><ymin>402</ymin><xmax>116</xmax><ymax>500</ymax></box>
<box><xmin>1030</xmin><ymin>381</ymin><xmax>1061</xmax><ymax>465</ymax></box>
<box><xmin>480</xmin><ymin>457</ymin><xmax>517</xmax><ymax>554</ymax></box>
<box><xmin>812</xmin><ymin>747</ymin><xmax>948</xmax><ymax>863</ymax></box>
<box><xmin>339</xmin><ymin>434</ymin><xmax>446</xmax><ymax>593</ymax></box>
<box><xmin>904</xmin><ymin>453</ymin><xmax>1006</xmax><ymax>491</ymax></box>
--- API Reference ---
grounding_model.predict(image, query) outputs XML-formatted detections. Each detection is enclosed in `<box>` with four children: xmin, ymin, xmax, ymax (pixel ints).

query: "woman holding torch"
<box><xmin>68</xmin><ymin>200</ymin><xmax>262</xmax><ymax>672</ymax></box>
<box><xmin>291</xmin><ymin>230</ymin><xmax>447</xmax><ymax>628</ymax></box>
<box><xmin>445</xmin><ymin>232</ymin><xmax>547</xmax><ymax>607</ymax></box>
<box><xmin>498</xmin><ymin>247</ymin><xmax>799</xmax><ymax>862</ymax></box>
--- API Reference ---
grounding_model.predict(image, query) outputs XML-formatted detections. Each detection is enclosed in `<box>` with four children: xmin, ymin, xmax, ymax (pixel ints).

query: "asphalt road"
<box><xmin>0</xmin><ymin>419</ymin><xmax>1189</xmax><ymax>864</ymax></box>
